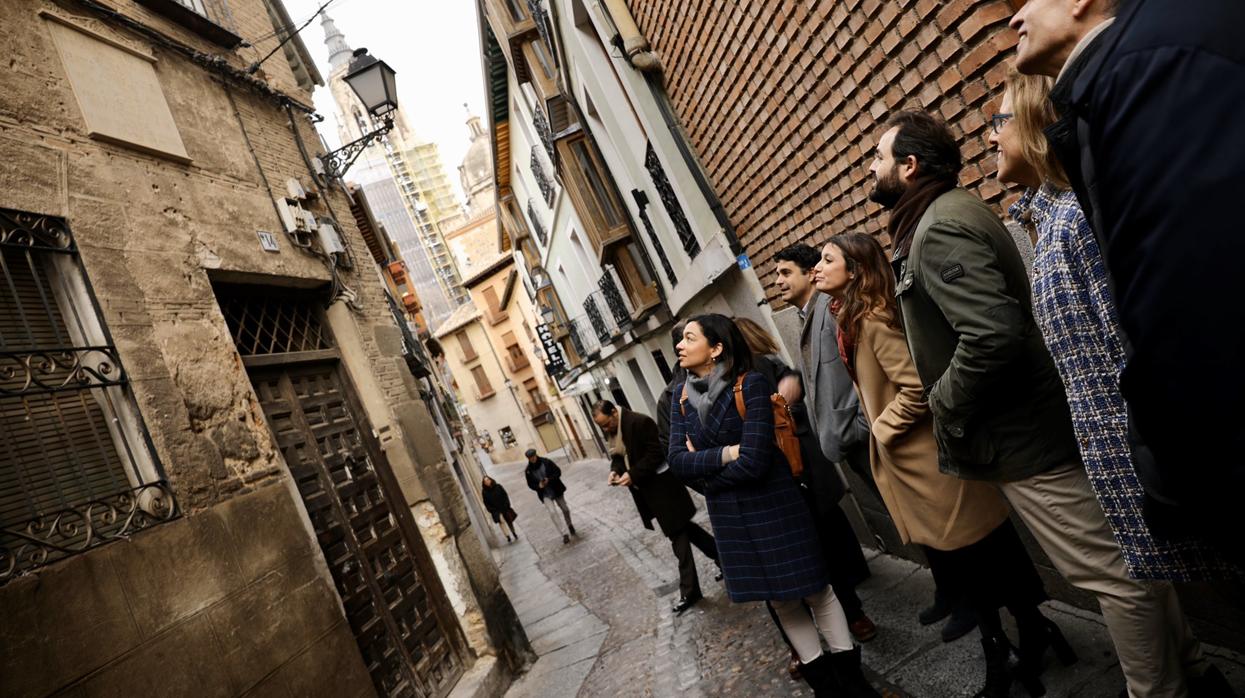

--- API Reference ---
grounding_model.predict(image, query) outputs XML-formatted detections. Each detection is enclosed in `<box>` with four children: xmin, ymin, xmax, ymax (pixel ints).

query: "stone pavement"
<box><xmin>489</xmin><ymin>456</ymin><xmax>1245</xmax><ymax>697</ymax></box>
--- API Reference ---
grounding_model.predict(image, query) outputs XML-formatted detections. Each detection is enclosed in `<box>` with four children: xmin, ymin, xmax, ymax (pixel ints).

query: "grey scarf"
<box><xmin>684</xmin><ymin>363</ymin><xmax>732</xmax><ymax>426</ymax></box>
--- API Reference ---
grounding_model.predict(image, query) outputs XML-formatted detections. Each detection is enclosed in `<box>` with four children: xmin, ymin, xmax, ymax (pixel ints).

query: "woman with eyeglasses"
<box><xmin>990</xmin><ymin>66</ymin><xmax>1233</xmax><ymax>697</ymax></box>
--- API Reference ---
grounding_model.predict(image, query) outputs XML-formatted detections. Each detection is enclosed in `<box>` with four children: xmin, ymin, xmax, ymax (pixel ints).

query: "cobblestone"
<box><xmin>492</xmin><ymin>457</ymin><xmax>1245</xmax><ymax>697</ymax></box>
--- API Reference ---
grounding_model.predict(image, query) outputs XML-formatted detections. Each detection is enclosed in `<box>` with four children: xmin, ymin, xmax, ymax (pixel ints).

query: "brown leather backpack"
<box><xmin>680</xmin><ymin>374</ymin><xmax>805</xmax><ymax>478</ymax></box>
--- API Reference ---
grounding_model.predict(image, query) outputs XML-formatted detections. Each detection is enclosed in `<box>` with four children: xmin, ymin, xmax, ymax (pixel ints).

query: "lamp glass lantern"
<box><xmin>345</xmin><ymin>48</ymin><xmax>398</xmax><ymax>118</ymax></box>
<box><xmin>539</xmin><ymin>303</ymin><xmax>555</xmax><ymax>324</ymax></box>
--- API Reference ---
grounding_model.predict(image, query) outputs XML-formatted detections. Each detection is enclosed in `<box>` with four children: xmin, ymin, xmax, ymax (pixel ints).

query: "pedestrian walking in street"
<box><xmin>481</xmin><ymin>476</ymin><xmax>518</xmax><ymax>543</ymax></box>
<box><xmin>1011</xmin><ymin>0</ymin><xmax>1245</xmax><ymax>573</ymax></box>
<box><xmin>524</xmin><ymin>448</ymin><xmax>576</xmax><ymax>544</ymax></box>
<box><xmin>592</xmin><ymin>399</ymin><xmax>720</xmax><ymax>615</ymax></box>
<box><xmin>817</xmin><ymin>231</ymin><xmax>1071</xmax><ymax>697</ymax></box>
<box><xmin>668</xmin><ymin>314</ymin><xmax>879</xmax><ymax>697</ymax></box>
<box><xmin>733</xmin><ymin>316</ymin><xmax>877</xmax><ymax>645</ymax></box>
<box><xmin>870</xmin><ymin>109</ymin><xmax>1219</xmax><ymax>698</ymax></box>
<box><xmin>775</xmin><ymin>244</ymin><xmax>968</xmax><ymax>643</ymax></box>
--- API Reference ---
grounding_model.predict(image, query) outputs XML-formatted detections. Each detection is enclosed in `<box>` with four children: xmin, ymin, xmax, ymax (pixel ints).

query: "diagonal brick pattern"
<box><xmin>628</xmin><ymin>0</ymin><xmax>1017</xmax><ymax>303</ymax></box>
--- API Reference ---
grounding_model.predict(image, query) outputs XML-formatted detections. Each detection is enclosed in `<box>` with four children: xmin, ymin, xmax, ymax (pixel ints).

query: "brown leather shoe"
<box><xmin>850</xmin><ymin>615</ymin><xmax>878</xmax><ymax>643</ymax></box>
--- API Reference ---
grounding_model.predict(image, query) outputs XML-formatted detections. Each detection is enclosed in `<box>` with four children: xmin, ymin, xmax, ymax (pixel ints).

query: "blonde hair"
<box><xmin>1003</xmin><ymin>66</ymin><xmax>1068</xmax><ymax>189</ymax></box>
<box><xmin>731</xmin><ymin>316</ymin><xmax>780</xmax><ymax>356</ymax></box>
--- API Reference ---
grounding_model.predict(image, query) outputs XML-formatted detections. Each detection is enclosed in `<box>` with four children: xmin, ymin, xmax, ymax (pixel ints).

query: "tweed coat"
<box><xmin>849</xmin><ymin>313</ymin><xmax>1010</xmax><ymax>551</ymax></box>
<box><xmin>668</xmin><ymin>371</ymin><xmax>829</xmax><ymax>602</ymax></box>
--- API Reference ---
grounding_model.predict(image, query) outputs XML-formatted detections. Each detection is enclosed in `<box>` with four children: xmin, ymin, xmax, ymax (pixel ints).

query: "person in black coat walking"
<box><xmin>524</xmin><ymin>449</ymin><xmax>576</xmax><ymax>544</ymax></box>
<box><xmin>593</xmin><ymin>400</ymin><xmax>720</xmax><ymax>615</ymax></box>
<box><xmin>481</xmin><ymin>476</ymin><xmax>517</xmax><ymax>542</ymax></box>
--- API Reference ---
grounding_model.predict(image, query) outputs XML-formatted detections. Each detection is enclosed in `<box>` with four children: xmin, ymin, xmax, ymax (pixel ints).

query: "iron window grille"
<box><xmin>583</xmin><ymin>295</ymin><xmax>610</xmax><ymax>344</ymax></box>
<box><xmin>527</xmin><ymin>0</ymin><xmax>558</xmax><ymax>68</ymax></box>
<box><xmin>598</xmin><ymin>265</ymin><xmax>633</xmax><ymax>327</ymax></box>
<box><xmin>526</xmin><ymin>199</ymin><xmax>548</xmax><ymax>248</ymax></box>
<box><xmin>532</xmin><ymin>107</ymin><xmax>556</xmax><ymax>164</ymax></box>
<box><xmin>217</xmin><ymin>289</ymin><xmax>331</xmax><ymax>357</ymax></box>
<box><xmin>631</xmin><ymin>189</ymin><xmax>677</xmax><ymax>286</ymax></box>
<box><xmin>530</xmin><ymin>148</ymin><xmax>556</xmax><ymax>207</ymax></box>
<box><xmin>0</xmin><ymin>208</ymin><xmax>174</xmax><ymax>584</ymax></box>
<box><xmin>644</xmin><ymin>142</ymin><xmax>701</xmax><ymax>258</ymax></box>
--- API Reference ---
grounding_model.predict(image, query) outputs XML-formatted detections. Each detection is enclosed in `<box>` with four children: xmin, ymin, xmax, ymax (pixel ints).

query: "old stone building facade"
<box><xmin>0</xmin><ymin>1</ymin><xmax>527</xmax><ymax>696</ymax></box>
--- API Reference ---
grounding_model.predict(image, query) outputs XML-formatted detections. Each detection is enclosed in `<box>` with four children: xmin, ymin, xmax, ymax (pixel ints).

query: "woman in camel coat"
<box><xmin>815</xmin><ymin>233</ymin><xmax>1073</xmax><ymax>698</ymax></box>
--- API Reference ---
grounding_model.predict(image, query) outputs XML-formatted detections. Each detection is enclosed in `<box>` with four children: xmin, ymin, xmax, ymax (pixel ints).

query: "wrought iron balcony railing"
<box><xmin>599</xmin><ymin>265</ymin><xmax>634</xmax><ymax>327</ymax></box>
<box><xmin>2</xmin><ymin>482</ymin><xmax>178</xmax><ymax>584</ymax></box>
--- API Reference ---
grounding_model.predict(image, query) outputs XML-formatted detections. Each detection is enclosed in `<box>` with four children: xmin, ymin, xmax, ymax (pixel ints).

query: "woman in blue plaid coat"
<box><xmin>669</xmin><ymin>314</ymin><xmax>878</xmax><ymax>697</ymax></box>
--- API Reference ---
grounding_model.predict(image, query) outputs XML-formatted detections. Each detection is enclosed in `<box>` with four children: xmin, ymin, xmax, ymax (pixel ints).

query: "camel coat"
<box><xmin>850</xmin><ymin>313</ymin><xmax>1010</xmax><ymax>551</ymax></box>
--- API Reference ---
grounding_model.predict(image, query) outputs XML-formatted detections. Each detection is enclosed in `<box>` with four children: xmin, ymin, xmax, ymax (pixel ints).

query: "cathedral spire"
<box><xmin>321</xmin><ymin>10</ymin><xmax>353</xmax><ymax>73</ymax></box>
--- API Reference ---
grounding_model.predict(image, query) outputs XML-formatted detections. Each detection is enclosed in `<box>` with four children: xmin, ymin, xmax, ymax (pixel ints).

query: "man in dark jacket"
<box><xmin>524</xmin><ymin>449</ymin><xmax>576</xmax><ymax>544</ymax></box>
<box><xmin>593</xmin><ymin>400</ymin><xmax>719</xmax><ymax>614</ymax></box>
<box><xmin>1014</xmin><ymin>0</ymin><xmax>1245</xmax><ymax>573</ymax></box>
<box><xmin>871</xmin><ymin>110</ymin><xmax>1214</xmax><ymax>698</ymax></box>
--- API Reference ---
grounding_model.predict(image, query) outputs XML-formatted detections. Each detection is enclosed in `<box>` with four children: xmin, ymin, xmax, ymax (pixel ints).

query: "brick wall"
<box><xmin>629</xmin><ymin>0</ymin><xmax>1016</xmax><ymax>303</ymax></box>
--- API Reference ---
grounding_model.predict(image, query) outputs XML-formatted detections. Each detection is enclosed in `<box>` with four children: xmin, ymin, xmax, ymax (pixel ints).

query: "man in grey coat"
<box><xmin>871</xmin><ymin>110</ymin><xmax>1211</xmax><ymax>698</ymax></box>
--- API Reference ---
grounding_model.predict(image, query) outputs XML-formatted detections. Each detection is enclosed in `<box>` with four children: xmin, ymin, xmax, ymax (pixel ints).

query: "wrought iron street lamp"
<box><xmin>539</xmin><ymin>304</ymin><xmax>556</xmax><ymax>324</ymax></box>
<box><xmin>320</xmin><ymin>48</ymin><xmax>398</xmax><ymax>179</ymax></box>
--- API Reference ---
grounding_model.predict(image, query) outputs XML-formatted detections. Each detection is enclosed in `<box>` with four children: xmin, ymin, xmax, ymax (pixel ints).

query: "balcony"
<box><xmin>505</xmin><ymin>352</ymin><xmax>531</xmax><ymax>372</ymax></box>
<box><xmin>598</xmin><ymin>265</ymin><xmax>635</xmax><ymax>327</ymax></box>
<box><xmin>525</xmin><ymin>399</ymin><xmax>552</xmax><ymax>418</ymax></box>
<box><xmin>387</xmin><ymin>261</ymin><xmax>408</xmax><ymax>286</ymax></box>
<box><xmin>401</xmin><ymin>292</ymin><xmax>420</xmax><ymax>314</ymax></box>
<box><xmin>565</xmin><ymin>316</ymin><xmax>598</xmax><ymax>358</ymax></box>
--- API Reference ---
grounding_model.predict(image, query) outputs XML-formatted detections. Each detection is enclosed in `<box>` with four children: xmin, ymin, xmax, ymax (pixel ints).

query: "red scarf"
<box><xmin>829</xmin><ymin>298</ymin><xmax>857</xmax><ymax>381</ymax></box>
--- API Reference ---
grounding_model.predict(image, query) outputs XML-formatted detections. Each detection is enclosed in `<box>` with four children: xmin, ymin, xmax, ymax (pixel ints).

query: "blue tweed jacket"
<box><xmin>668</xmin><ymin>371</ymin><xmax>829</xmax><ymax>602</ymax></box>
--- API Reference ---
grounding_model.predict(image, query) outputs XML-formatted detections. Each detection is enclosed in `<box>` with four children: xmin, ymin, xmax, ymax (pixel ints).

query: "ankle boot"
<box><xmin>973</xmin><ymin>635</ymin><xmax>1013</xmax><ymax>698</ymax></box>
<box><xmin>1015</xmin><ymin>616</ymin><xmax>1077</xmax><ymax>697</ymax></box>
<box><xmin>829</xmin><ymin>647</ymin><xmax>881</xmax><ymax>698</ymax></box>
<box><xmin>796</xmin><ymin>653</ymin><xmax>840</xmax><ymax>697</ymax></box>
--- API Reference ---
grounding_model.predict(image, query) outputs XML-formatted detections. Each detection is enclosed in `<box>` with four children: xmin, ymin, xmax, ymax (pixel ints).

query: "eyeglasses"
<box><xmin>991</xmin><ymin>113</ymin><xmax>1014</xmax><ymax>134</ymax></box>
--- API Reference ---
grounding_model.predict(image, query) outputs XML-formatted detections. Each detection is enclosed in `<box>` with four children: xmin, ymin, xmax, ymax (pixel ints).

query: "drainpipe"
<box><xmin>601</xmin><ymin>0</ymin><xmax>663</xmax><ymax>73</ymax></box>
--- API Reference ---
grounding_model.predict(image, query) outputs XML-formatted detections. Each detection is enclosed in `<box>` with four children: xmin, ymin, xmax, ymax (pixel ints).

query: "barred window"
<box><xmin>0</xmin><ymin>209</ymin><xmax>172</xmax><ymax>583</ymax></box>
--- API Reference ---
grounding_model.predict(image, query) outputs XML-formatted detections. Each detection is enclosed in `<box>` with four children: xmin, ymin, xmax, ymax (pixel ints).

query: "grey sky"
<box><xmin>282</xmin><ymin>0</ymin><xmax>488</xmax><ymax>203</ymax></box>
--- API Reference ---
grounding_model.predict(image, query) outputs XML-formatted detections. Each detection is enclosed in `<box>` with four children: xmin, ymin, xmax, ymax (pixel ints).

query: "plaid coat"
<box><xmin>1015</xmin><ymin>186</ymin><xmax>1237</xmax><ymax>581</ymax></box>
<box><xmin>668</xmin><ymin>371</ymin><xmax>829</xmax><ymax>602</ymax></box>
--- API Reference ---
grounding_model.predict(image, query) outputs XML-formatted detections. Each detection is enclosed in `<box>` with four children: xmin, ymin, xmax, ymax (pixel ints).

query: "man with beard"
<box><xmin>593</xmin><ymin>399</ymin><xmax>719</xmax><ymax>615</ymax></box>
<box><xmin>871</xmin><ymin>110</ymin><xmax>1213</xmax><ymax>698</ymax></box>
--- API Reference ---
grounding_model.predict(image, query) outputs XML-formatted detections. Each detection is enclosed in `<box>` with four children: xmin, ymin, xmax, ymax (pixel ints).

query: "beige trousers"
<box><xmin>1000</xmin><ymin>463</ymin><xmax>1207</xmax><ymax>698</ymax></box>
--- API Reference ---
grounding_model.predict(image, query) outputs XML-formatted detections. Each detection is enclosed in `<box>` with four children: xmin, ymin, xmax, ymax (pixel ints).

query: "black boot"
<box><xmin>797</xmin><ymin>653</ymin><xmax>840</xmax><ymax>697</ymax></box>
<box><xmin>829</xmin><ymin>647</ymin><xmax>881</xmax><ymax>698</ymax></box>
<box><xmin>1014</xmin><ymin>616</ymin><xmax>1077</xmax><ymax>697</ymax></box>
<box><xmin>919</xmin><ymin>590</ymin><xmax>953</xmax><ymax>626</ymax></box>
<box><xmin>1189</xmin><ymin>665</ymin><xmax>1238</xmax><ymax>698</ymax></box>
<box><xmin>974</xmin><ymin>635</ymin><xmax>1014</xmax><ymax>698</ymax></box>
<box><xmin>941</xmin><ymin>600</ymin><xmax>978</xmax><ymax>643</ymax></box>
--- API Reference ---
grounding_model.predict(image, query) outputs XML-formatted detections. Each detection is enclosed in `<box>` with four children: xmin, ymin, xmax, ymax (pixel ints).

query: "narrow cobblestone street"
<box><xmin>490</xmin><ymin>457</ymin><xmax>1245</xmax><ymax>697</ymax></box>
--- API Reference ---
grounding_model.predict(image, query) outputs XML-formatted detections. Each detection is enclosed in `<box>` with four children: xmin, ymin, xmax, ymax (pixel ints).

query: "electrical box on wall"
<box><xmin>286</xmin><ymin>178</ymin><xmax>307</xmax><ymax>200</ymax></box>
<box><xmin>317</xmin><ymin>220</ymin><xmax>344</xmax><ymax>255</ymax></box>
